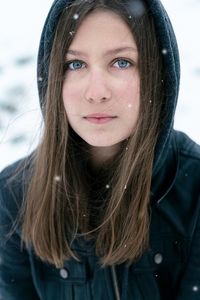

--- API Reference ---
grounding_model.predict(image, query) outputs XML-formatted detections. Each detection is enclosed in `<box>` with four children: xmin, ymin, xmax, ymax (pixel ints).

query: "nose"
<box><xmin>84</xmin><ymin>69</ymin><xmax>112</xmax><ymax>103</ymax></box>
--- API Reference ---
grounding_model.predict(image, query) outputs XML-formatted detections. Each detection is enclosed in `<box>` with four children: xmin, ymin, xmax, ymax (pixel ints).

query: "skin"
<box><xmin>62</xmin><ymin>9</ymin><xmax>140</xmax><ymax>166</ymax></box>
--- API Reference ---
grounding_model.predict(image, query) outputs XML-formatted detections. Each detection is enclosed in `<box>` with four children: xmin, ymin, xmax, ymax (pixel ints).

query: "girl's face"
<box><xmin>62</xmin><ymin>10</ymin><xmax>140</xmax><ymax>160</ymax></box>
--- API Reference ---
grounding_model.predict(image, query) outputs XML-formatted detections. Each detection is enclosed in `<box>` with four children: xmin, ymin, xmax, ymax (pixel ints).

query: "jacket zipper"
<box><xmin>111</xmin><ymin>265</ymin><xmax>120</xmax><ymax>300</ymax></box>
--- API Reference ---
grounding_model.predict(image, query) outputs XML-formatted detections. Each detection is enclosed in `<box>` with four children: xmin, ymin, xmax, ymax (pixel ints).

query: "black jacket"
<box><xmin>0</xmin><ymin>130</ymin><xmax>200</xmax><ymax>300</ymax></box>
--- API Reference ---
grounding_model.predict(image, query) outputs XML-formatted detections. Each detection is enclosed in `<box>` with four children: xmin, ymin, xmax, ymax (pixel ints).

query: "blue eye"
<box><xmin>114</xmin><ymin>59</ymin><xmax>131</xmax><ymax>69</ymax></box>
<box><xmin>64</xmin><ymin>58</ymin><xmax>133</xmax><ymax>72</ymax></box>
<box><xmin>65</xmin><ymin>60</ymin><xmax>85</xmax><ymax>70</ymax></box>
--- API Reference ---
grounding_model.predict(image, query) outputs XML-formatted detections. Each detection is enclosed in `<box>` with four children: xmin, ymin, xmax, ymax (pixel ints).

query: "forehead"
<box><xmin>68</xmin><ymin>9</ymin><xmax>137</xmax><ymax>52</ymax></box>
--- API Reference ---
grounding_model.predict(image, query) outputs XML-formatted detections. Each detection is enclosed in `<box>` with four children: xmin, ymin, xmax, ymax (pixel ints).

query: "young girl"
<box><xmin>0</xmin><ymin>0</ymin><xmax>200</xmax><ymax>299</ymax></box>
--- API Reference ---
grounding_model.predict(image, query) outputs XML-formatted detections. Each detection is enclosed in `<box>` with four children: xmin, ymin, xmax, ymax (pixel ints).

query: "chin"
<box><xmin>82</xmin><ymin>137</ymin><xmax>114</xmax><ymax>147</ymax></box>
<box><xmin>83</xmin><ymin>136</ymin><xmax>124</xmax><ymax>148</ymax></box>
<box><xmin>86</xmin><ymin>141</ymin><xmax>114</xmax><ymax>147</ymax></box>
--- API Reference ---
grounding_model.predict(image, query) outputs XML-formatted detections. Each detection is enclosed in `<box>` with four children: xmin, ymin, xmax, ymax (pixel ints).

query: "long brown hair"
<box><xmin>21</xmin><ymin>0</ymin><xmax>164</xmax><ymax>268</ymax></box>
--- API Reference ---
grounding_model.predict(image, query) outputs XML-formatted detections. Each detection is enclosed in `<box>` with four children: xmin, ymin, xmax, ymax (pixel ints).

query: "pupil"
<box><xmin>74</xmin><ymin>62</ymin><xmax>81</xmax><ymax>69</ymax></box>
<box><xmin>119</xmin><ymin>60</ymin><xmax>127</xmax><ymax>68</ymax></box>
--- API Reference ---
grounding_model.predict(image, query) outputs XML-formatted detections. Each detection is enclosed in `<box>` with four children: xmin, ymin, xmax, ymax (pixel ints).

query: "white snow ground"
<box><xmin>0</xmin><ymin>0</ymin><xmax>200</xmax><ymax>171</ymax></box>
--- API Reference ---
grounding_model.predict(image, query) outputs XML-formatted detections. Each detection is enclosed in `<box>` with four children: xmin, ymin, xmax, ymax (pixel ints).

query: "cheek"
<box><xmin>116</xmin><ymin>75</ymin><xmax>140</xmax><ymax>107</ymax></box>
<box><xmin>62</xmin><ymin>84</ymin><xmax>80</xmax><ymax>113</ymax></box>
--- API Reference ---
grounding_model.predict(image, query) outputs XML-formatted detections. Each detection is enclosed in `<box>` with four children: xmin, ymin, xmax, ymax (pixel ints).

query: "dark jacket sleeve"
<box><xmin>176</xmin><ymin>199</ymin><xmax>200</xmax><ymax>299</ymax></box>
<box><xmin>0</xmin><ymin>173</ymin><xmax>40</xmax><ymax>300</ymax></box>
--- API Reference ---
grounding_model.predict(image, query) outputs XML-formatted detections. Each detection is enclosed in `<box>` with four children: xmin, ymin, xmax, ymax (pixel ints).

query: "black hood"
<box><xmin>37</xmin><ymin>0</ymin><xmax>180</xmax><ymax>174</ymax></box>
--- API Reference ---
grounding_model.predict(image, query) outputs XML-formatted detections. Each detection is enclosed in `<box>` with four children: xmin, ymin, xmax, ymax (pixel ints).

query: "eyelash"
<box><xmin>64</xmin><ymin>58</ymin><xmax>135</xmax><ymax>71</ymax></box>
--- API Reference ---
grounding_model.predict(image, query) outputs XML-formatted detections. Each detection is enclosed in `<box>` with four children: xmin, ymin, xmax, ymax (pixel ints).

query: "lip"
<box><xmin>85</xmin><ymin>113</ymin><xmax>116</xmax><ymax>118</ymax></box>
<box><xmin>83</xmin><ymin>114</ymin><xmax>117</xmax><ymax>124</ymax></box>
<box><xmin>84</xmin><ymin>117</ymin><xmax>116</xmax><ymax>124</ymax></box>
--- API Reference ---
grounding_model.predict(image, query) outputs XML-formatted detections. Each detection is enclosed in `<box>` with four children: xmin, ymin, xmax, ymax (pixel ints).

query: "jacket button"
<box><xmin>59</xmin><ymin>268</ymin><xmax>69</xmax><ymax>279</ymax></box>
<box><xmin>154</xmin><ymin>253</ymin><xmax>163</xmax><ymax>264</ymax></box>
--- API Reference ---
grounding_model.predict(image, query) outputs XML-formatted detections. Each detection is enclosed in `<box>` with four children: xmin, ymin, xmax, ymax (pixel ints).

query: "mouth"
<box><xmin>84</xmin><ymin>113</ymin><xmax>117</xmax><ymax>118</ymax></box>
<box><xmin>83</xmin><ymin>116</ymin><xmax>117</xmax><ymax>124</ymax></box>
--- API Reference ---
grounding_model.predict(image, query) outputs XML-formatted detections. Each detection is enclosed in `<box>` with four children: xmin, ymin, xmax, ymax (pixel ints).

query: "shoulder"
<box><xmin>152</xmin><ymin>130</ymin><xmax>200</xmax><ymax>237</ymax></box>
<box><xmin>0</xmin><ymin>154</ymin><xmax>34</xmax><ymax>217</ymax></box>
<box><xmin>173</xmin><ymin>130</ymin><xmax>200</xmax><ymax>180</ymax></box>
<box><xmin>174</xmin><ymin>130</ymin><xmax>200</xmax><ymax>161</ymax></box>
<box><xmin>0</xmin><ymin>153</ymin><xmax>34</xmax><ymax>186</ymax></box>
<box><xmin>171</xmin><ymin>130</ymin><xmax>200</xmax><ymax>189</ymax></box>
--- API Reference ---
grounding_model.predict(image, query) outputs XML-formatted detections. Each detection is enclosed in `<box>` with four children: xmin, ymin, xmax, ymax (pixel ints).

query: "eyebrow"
<box><xmin>66</xmin><ymin>47</ymin><xmax>137</xmax><ymax>57</ymax></box>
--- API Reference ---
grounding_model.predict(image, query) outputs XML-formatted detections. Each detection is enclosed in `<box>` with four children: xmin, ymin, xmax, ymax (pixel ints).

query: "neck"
<box><xmin>88</xmin><ymin>142</ymin><xmax>125</xmax><ymax>170</ymax></box>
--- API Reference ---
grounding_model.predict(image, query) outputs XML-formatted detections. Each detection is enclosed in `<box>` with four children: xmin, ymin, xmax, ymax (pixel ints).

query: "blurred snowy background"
<box><xmin>0</xmin><ymin>0</ymin><xmax>200</xmax><ymax>171</ymax></box>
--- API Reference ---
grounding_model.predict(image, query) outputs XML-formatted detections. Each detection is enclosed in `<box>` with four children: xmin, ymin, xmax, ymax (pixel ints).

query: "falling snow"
<box><xmin>192</xmin><ymin>286</ymin><xmax>199</xmax><ymax>292</ymax></box>
<box><xmin>69</xmin><ymin>31</ymin><xmax>75</xmax><ymax>36</ymax></box>
<box><xmin>162</xmin><ymin>48</ymin><xmax>168</xmax><ymax>55</ymax></box>
<box><xmin>38</xmin><ymin>76</ymin><xmax>43</xmax><ymax>82</ymax></box>
<box><xmin>54</xmin><ymin>175</ymin><xmax>61</xmax><ymax>182</ymax></box>
<box><xmin>128</xmin><ymin>0</ymin><xmax>146</xmax><ymax>17</ymax></box>
<box><xmin>0</xmin><ymin>0</ymin><xmax>200</xmax><ymax>171</ymax></box>
<box><xmin>73</xmin><ymin>13</ymin><xmax>79</xmax><ymax>20</ymax></box>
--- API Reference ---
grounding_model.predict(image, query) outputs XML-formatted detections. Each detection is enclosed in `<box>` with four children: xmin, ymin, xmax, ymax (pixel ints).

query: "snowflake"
<box><xmin>54</xmin><ymin>175</ymin><xmax>61</xmax><ymax>182</ymax></box>
<box><xmin>162</xmin><ymin>49</ymin><xmax>168</xmax><ymax>55</ymax></box>
<box><xmin>73</xmin><ymin>13</ymin><xmax>79</xmax><ymax>20</ymax></box>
